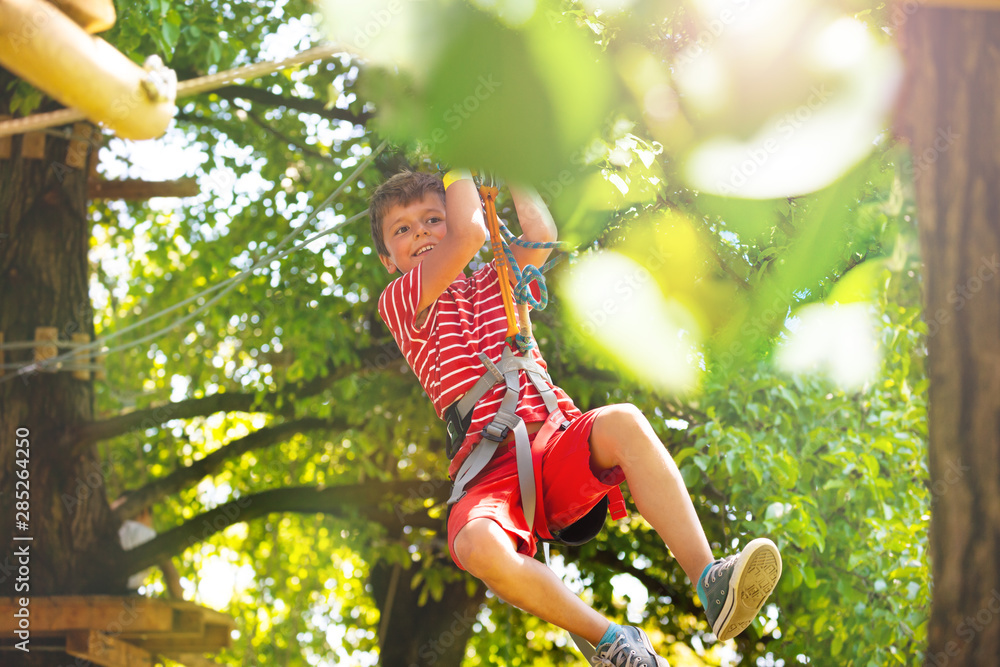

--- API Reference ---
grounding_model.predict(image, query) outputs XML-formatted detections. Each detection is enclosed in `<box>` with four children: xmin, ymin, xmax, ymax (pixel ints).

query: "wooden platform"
<box><xmin>0</xmin><ymin>596</ymin><xmax>235</xmax><ymax>667</ymax></box>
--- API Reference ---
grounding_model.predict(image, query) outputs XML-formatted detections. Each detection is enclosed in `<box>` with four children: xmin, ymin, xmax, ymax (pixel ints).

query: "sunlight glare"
<box><xmin>563</xmin><ymin>252</ymin><xmax>701</xmax><ymax>394</ymax></box>
<box><xmin>776</xmin><ymin>303</ymin><xmax>880</xmax><ymax>391</ymax></box>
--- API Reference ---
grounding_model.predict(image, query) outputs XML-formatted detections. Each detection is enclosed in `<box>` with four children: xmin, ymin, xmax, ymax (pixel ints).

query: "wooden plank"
<box><xmin>33</xmin><ymin>327</ymin><xmax>58</xmax><ymax>370</ymax></box>
<box><xmin>66</xmin><ymin>630</ymin><xmax>152</xmax><ymax>667</ymax></box>
<box><xmin>21</xmin><ymin>131</ymin><xmax>46</xmax><ymax>160</ymax></box>
<box><xmin>66</xmin><ymin>122</ymin><xmax>94</xmax><ymax>169</ymax></box>
<box><xmin>71</xmin><ymin>333</ymin><xmax>90</xmax><ymax>380</ymax></box>
<box><xmin>0</xmin><ymin>597</ymin><xmax>174</xmax><ymax>634</ymax></box>
<box><xmin>89</xmin><ymin>178</ymin><xmax>201</xmax><ymax>200</ymax></box>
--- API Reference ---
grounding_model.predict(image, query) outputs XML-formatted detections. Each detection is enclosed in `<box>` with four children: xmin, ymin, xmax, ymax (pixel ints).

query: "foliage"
<box><xmin>20</xmin><ymin>0</ymin><xmax>932</xmax><ymax>664</ymax></box>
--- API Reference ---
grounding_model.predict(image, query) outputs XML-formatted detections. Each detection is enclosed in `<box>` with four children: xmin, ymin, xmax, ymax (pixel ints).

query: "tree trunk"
<box><xmin>904</xmin><ymin>9</ymin><xmax>1000</xmax><ymax>666</ymax></box>
<box><xmin>1</xmin><ymin>71</ymin><xmax>126</xmax><ymax>661</ymax></box>
<box><xmin>370</xmin><ymin>559</ymin><xmax>486</xmax><ymax>667</ymax></box>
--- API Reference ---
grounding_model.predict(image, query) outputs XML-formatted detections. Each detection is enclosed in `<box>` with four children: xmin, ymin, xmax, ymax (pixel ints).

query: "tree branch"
<box><xmin>120</xmin><ymin>480</ymin><xmax>449</xmax><ymax>575</ymax></box>
<box><xmin>244</xmin><ymin>107</ymin><xmax>332</xmax><ymax>162</ymax></box>
<box><xmin>69</xmin><ymin>341</ymin><xmax>404</xmax><ymax>453</ymax></box>
<box><xmin>76</xmin><ymin>393</ymin><xmax>257</xmax><ymax>452</ymax></box>
<box><xmin>112</xmin><ymin>417</ymin><xmax>339</xmax><ymax>521</ymax></box>
<box><xmin>211</xmin><ymin>85</ymin><xmax>373</xmax><ymax>126</ymax></box>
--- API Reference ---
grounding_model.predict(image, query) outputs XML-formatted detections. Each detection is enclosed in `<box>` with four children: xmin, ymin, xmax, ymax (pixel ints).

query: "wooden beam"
<box><xmin>0</xmin><ymin>597</ymin><xmax>174</xmax><ymax>634</ymax></box>
<box><xmin>66</xmin><ymin>630</ymin><xmax>152</xmax><ymax>667</ymax></box>
<box><xmin>0</xmin><ymin>597</ymin><xmax>236</xmax><ymax>662</ymax></box>
<box><xmin>89</xmin><ymin>178</ymin><xmax>201</xmax><ymax>200</ymax></box>
<box><xmin>0</xmin><ymin>0</ymin><xmax>174</xmax><ymax>140</ymax></box>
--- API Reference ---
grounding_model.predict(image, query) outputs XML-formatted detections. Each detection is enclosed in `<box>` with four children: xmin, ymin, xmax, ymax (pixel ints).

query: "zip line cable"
<box><xmin>0</xmin><ymin>139</ymin><xmax>386</xmax><ymax>383</ymax></box>
<box><xmin>0</xmin><ymin>44</ymin><xmax>346</xmax><ymax>138</ymax></box>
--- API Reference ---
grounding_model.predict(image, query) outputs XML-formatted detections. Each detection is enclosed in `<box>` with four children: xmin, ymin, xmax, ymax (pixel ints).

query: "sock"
<box><xmin>598</xmin><ymin>623</ymin><xmax>620</xmax><ymax>646</ymax></box>
<box><xmin>697</xmin><ymin>561</ymin><xmax>714</xmax><ymax>602</ymax></box>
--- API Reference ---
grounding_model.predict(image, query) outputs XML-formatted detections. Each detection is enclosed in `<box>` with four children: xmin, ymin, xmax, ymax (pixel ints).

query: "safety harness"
<box><xmin>438</xmin><ymin>170</ymin><xmax>629</xmax><ymax>662</ymax></box>
<box><xmin>445</xmin><ymin>347</ymin><xmax>628</xmax><ymax>543</ymax></box>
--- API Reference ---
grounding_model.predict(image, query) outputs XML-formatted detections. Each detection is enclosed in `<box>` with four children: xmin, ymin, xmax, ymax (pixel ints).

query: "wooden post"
<box><xmin>71</xmin><ymin>332</ymin><xmax>90</xmax><ymax>380</ymax></box>
<box><xmin>21</xmin><ymin>131</ymin><xmax>46</xmax><ymax>159</ymax></box>
<box><xmin>34</xmin><ymin>326</ymin><xmax>58</xmax><ymax>370</ymax></box>
<box><xmin>0</xmin><ymin>331</ymin><xmax>4</xmax><ymax>377</ymax></box>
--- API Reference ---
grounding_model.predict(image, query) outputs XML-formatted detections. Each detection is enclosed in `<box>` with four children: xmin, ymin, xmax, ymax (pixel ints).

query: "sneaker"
<box><xmin>697</xmin><ymin>537</ymin><xmax>782</xmax><ymax>641</ymax></box>
<box><xmin>590</xmin><ymin>625</ymin><xmax>670</xmax><ymax>667</ymax></box>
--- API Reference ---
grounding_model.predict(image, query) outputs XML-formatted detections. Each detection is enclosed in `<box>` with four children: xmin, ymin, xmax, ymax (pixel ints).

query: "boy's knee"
<box><xmin>596</xmin><ymin>403</ymin><xmax>648</xmax><ymax>437</ymax></box>
<box><xmin>453</xmin><ymin>519</ymin><xmax>509</xmax><ymax>580</ymax></box>
<box><xmin>591</xmin><ymin>403</ymin><xmax>658</xmax><ymax>468</ymax></box>
<box><xmin>604</xmin><ymin>403</ymin><xmax>645</xmax><ymax>423</ymax></box>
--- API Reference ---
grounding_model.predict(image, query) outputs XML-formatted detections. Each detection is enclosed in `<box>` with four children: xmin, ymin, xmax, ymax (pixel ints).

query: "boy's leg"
<box><xmin>453</xmin><ymin>518</ymin><xmax>610</xmax><ymax>645</ymax></box>
<box><xmin>587</xmin><ymin>404</ymin><xmax>781</xmax><ymax>640</ymax></box>
<box><xmin>588</xmin><ymin>404</ymin><xmax>714</xmax><ymax>583</ymax></box>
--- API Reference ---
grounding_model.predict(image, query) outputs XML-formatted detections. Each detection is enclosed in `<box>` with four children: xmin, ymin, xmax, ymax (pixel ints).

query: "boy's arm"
<box><xmin>415</xmin><ymin>177</ymin><xmax>488</xmax><ymax>314</ymax></box>
<box><xmin>508</xmin><ymin>185</ymin><xmax>557</xmax><ymax>277</ymax></box>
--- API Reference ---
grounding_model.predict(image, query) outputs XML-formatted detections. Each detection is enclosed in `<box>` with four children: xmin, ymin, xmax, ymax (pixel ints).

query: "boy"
<box><xmin>372</xmin><ymin>170</ymin><xmax>781</xmax><ymax>665</ymax></box>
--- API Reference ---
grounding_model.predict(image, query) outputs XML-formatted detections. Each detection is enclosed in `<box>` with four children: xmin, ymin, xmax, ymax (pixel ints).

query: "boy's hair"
<box><xmin>369</xmin><ymin>171</ymin><xmax>446</xmax><ymax>257</ymax></box>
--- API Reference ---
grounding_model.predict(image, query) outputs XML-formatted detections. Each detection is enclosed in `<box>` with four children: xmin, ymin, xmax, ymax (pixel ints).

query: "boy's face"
<box><xmin>379</xmin><ymin>192</ymin><xmax>448</xmax><ymax>274</ymax></box>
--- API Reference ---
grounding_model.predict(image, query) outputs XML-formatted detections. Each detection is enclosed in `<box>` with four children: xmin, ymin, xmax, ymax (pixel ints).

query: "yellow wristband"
<box><xmin>442</xmin><ymin>169</ymin><xmax>473</xmax><ymax>190</ymax></box>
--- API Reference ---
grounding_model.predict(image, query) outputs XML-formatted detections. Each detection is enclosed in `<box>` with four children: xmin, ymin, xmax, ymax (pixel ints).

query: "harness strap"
<box><xmin>528</xmin><ymin>409</ymin><xmax>569</xmax><ymax>540</ymax></box>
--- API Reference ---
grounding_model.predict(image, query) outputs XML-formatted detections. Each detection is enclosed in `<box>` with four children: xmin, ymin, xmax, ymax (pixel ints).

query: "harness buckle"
<box><xmin>480</xmin><ymin>422</ymin><xmax>510</xmax><ymax>443</ymax></box>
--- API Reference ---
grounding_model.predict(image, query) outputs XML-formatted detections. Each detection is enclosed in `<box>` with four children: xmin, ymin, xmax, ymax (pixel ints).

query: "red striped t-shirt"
<box><xmin>378</xmin><ymin>260</ymin><xmax>581</xmax><ymax>478</ymax></box>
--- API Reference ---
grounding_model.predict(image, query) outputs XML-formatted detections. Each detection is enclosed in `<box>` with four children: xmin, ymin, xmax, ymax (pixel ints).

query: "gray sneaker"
<box><xmin>590</xmin><ymin>625</ymin><xmax>669</xmax><ymax>666</ymax></box>
<box><xmin>697</xmin><ymin>538</ymin><xmax>782</xmax><ymax>641</ymax></box>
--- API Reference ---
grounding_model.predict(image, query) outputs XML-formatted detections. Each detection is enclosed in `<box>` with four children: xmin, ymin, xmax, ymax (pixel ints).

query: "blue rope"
<box><xmin>496</xmin><ymin>223</ymin><xmax>569</xmax><ymax>352</ymax></box>
<box><xmin>469</xmin><ymin>171</ymin><xmax>571</xmax><ymax>351</ymax></box>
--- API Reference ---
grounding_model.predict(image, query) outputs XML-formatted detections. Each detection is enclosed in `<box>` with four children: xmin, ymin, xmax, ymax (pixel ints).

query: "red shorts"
<box><xmin>447</xmin><ymin>406</ymin><xmax>625</xmax><ymax>569</ymax></box>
